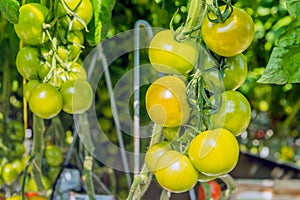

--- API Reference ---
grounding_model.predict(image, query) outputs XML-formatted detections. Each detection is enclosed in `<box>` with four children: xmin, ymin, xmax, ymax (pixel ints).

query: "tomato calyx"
<box><xmin>206</xmin><ymin>0</ymin><xmax>233</xmax><ymax>23</ymax></box>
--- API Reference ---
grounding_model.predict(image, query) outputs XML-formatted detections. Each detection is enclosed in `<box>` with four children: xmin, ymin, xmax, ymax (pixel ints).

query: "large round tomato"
<box><xmin>149</xmin><ymin>30</ymin><xmax>199</xmax><ymax>74</ymax></box>
<box><xmin>145</xmin><ymin>141</ymin><xmax>170</xmax><ymax>173</ymax></box>
<box><xmin>201</xmin><ymin>6</ymin><xmax>254</xmax><ymax>57</ymax></box>
<box><xmin>16</xmin><ymin>46</ymin><xmax>41</xmax><ymax>80</ymax></box>
<box><xmin>60</xmin><ymin>79</ymin><xmax>93</xmax><ymax>114</ymax></box>
<box><xmin>145</xmin><ymin>76</ymin><xmax>190</xmax><ymax>127</ymax></box>
<box><xmin>14</xmin><ymin>3</ymin><xmax>49</xmax><ymax>45</ymax></box>
<box><xmin>60</xmin><ymin>0</ymin><xmax>93</xmax><ymax>30</ymax></box>
<box><xmin>202</xmin><ymin>53</ymin><xmax>248</xmax><ymax>92</ymax></box>
<box><xmin>209</xmin><ymin>90</ymin><xmax>251</xmax><ymax>136</ymax></box>
<box><xmin>155</xmin><ymin>151</ymin><xmax>199</xmax><ymax>193</ymax></box>
<box><xmin>45</xmin><ymin>145</ymin><xmax>63</xmax><ymax>167</ymax></box>
<box><xmin>28</xmin><ymin>83</ymin><xmax>63</xmax><ymax>119</ymax></box>
<box><xmin>188</xmin><ymin>128</ymin><xmax>239</xmax><ymax>176</ymax></box>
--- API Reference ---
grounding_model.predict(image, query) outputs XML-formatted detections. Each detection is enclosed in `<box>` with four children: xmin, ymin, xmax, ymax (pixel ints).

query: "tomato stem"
<box><xmin>126</xmin><ymin>123</ymin><xmax>163</xmax><ymax>200</ymax></box>
<box><xmin>31</xmin><ymin>114</ymin><xmax>46</xmax><ymax>194</ymax></box>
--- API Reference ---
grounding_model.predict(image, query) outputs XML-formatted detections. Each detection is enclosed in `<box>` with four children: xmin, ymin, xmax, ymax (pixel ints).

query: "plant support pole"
<box><xmin>133</xmin><ymin>20</ymin><xmax>153</xmax><ymax>176</ymax></box>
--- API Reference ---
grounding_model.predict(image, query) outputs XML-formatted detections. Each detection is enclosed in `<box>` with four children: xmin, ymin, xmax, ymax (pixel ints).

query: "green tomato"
<box><xmin>188</xmin><ymin>128</ymin><xmax>239</xmax><ymax>176</ymax></box>
<box><xmin>145</xmin><ymin>76</ymin><xmax>190</xmax><ymax>127</ymax></box>
<box><xmin>28</xmin><ymin>83</ymin><xmax>63</xmax><ymax>119</ymax></box>
<box><xmin>8</xmin><ymin>120</ymin><xmax>24</xmax><ymax>141</ymax></box>
<box><xmin>209</xmin><ymin>90</ymin><xmax>251</xmax><ymax>136</ymax></box>
<box><xmin>60</xmin><ymin>79</ymin><xmax>93</xmax><ymax>114</ymax></box>
<box><xmin>2</xmin><ymin>163</ymin><xmax>18</xmax><ymax>185</ymax></box>
<box><xmin>149</xmin><ymin>30</ymin><xmax>199</xmax><ymax>74</ymax></box>
<box><xmin>16</xmin><ymin>46</ymin><xmax>41</xmax><ymax>80</ymax></box>
<box><xmin>12</xmin><ymin>159</ymin><xmax>25</xmax><ymax>174</ymax></box>
<box><xmin>14</xmin><ymin>3</ymin><xmax>49</xmax><ymax>45</ymax></box>
<box><xmin>145</xmin><ymin>141</ymin><xmax>170</xmax><ymax>173</ymax></box>
<box><xmin>202</xmin><ymin>53</ymin><xmax>248</xmax><ymax>92</ymax></box>
<box><xmin>155</xmin><ymin>151</ymin><xmax>199</xmax><ymax>193</ymax></box>
<box><xmin>45</xmin><ymin>145</ymin><xmax>63</xmax><ymax>167</ymax></box>
<box><xmin>25</xmin><ymin>80</ymin><xmax>40</xmax><ymax>100</ymax></box>
<box><xmin>201</xmin><ymin>6</ymin><xmax>254</xmax><ymax>57</ymax></box>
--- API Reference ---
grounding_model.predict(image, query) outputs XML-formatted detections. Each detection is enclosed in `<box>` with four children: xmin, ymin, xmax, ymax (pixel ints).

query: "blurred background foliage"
<box><xmin>1</xmin><ymin>0</ymin><xmax>300</xmax><ymax>198</ymax></box>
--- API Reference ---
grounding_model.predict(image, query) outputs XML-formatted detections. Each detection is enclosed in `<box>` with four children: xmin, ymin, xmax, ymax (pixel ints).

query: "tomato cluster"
<box><xmin>14</xmin><ymin>2</ymin><xmax>94</xmax><ymax>119</ymax></box>
<box><xmin>144</xmin><ymin>3</ymin><xmax>254</xmax><ymax>197</ymax></box>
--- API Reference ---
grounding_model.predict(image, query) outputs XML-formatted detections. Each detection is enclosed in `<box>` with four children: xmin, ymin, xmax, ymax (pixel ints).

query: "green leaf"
<box><xmin>286</xmin><ymin>0</ymin><xmax>300</xmax><ymax>18</ymax></box>
<box><xmin>0</xmin><ymin>0</ymin><xmax>20</xmax><ymax>24</ymax></box>
<box><xmin>257</xmin><ymin>17</ymin><xmax>300</xmax><ymax>84</ymax></box>
<box><xmin>86</xmin><ymin>0</ymin><xmax>116</xmax><ymax>46</ymax></box>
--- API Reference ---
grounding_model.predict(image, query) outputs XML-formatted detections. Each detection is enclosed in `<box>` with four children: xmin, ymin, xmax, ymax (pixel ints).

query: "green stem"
<box><xmin>179</xmin><ymin>0</ymin><xmax>207</xmax><ymax>40</ymax></box>
<box><xmin>31</xmin><ymin>114</ymin><xmax>46</xmax><ymax>194</ymax></box>
<box><xmin>2</xmin><ymin>59</ymin><xmax>10</xmax><ymax>134</ymax></box>
<box><xmin>126</xmin><ymin>124</ymin><xmax>163</xmax><ymax>200</ymax></box>
<box><xmin>219</xmin><ymin>174</ymin><xmax>237</xmax><ymax>198</ymax></box>
<box><xmin>83</xmin><ymin>152</ymin><xmax>96</xmax><ymax>200</ymax></box>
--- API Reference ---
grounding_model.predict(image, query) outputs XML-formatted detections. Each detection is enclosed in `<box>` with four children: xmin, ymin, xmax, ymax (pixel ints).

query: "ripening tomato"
<box><xmin>145</xmin><ymin>141</ymin><xmax>170</xmax><ymax>173</ymax></box>
<box><xmin>198</xmin><ymin>181</ymin><xmax>222</xmax><ymax>200</ymax></box>
<box><xmin>28</xmin><ymin>83</ymin><xmax>63</xmax><ymax>119</ymax></box>
<box><xmin>145</xmin><ymin>76</ymin><xmax>190</xmax><ymax>127</ymax></box>
<box><xmin>149</xmin><ymin>30</ymin><xmax>199</xmax><ymax>74</ymax></box>
<box><xmin>209</xmin><ymin>90</ymin><xmax>251</xmax><ymax>136</ymax></box>
<box><xmin>202</xmin><ymin>53</ymin><xmax>248</xmax><ymax>92</ymax></box>
<box><xmin>14</xmin><ymin>3</ymin><xmax>49</xmax><ymax>45</ymax></box>
<box><xmin>60</xmin><ymin>79</ymin><xmax>93</xmax><ymax>114</ymax></box>
<box><xmin>188</xmin><ymin>128</ymin><xmax>239</xmax><ymax>176</ymax></box>
<box><xmin>155</xmin><ymin>151</ymin><xmax>199</xmax><ymax>193</ymax></box>
<box><xmin>201</xmin><ymin>6</ymin><xmax>254</xmax><ymax>57</ymax></box>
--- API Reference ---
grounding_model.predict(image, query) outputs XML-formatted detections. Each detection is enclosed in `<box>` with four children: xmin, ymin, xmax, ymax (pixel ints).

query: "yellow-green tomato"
<box><xmin>155</xmin><ymin>151</ymin><xmax>199</xmax><ymax>193</ymax></box>
<box><xmin>202</xmin><ymin>53</ymin><xmax>248</xmax><ymax>92</ymax></box>
<box><xmin>201</xmin><ymin>6</ymin><xmax>254</xmax><ymax>57</ymax></box>
<box><xmin>145</xmin><ymin>76</ymin><xmax>190</xmax><ymax>127</ymax></box>
<box><xmin>209</xmin><ymin>90</ymin><xmax>251</xmax><ymax>136</ymax></box>
<box><xmin>188</xmin><ymin>128</ymin><xmax>239</xmax><ymax>176</ymax></box>
<box><xmin>149</xmin><ymin>30</ymin><xmax>199</xmax><ymax>74</ymax></box>
<box><xmin>145</xmin><ymin>141</ymin><xmax>170</xmax><ymax>173</ymax></box>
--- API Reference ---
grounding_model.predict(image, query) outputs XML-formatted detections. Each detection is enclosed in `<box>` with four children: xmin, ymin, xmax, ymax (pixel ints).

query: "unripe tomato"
<box><xmin>14</xmin><ymin>3</ymin><xmax>49</xmax><ymax>45</ymax></box>
<box><xmin>2</xmin><ymin>163</ymin><xmax>18</xmax><ymax>185</ymax></box>
<box><xmin>60</xmin><ymin>79</ymin><xmax>93</xmax><ymax>114</ymax></box>
<box><xmin>45</xmin><ymin>145</ymin><xmax>63</xmax><ymax>167</ymax></box>
<box><xmin>25</xmin><ymin>80</ymin><xmax>40</xmax><ymax>100</ymax></box>
<box><xmin>8</xmin><ymin>120</ymin><xmax>24</xmax><ymax>141</ymax></box>
<box><xmin>155</xmin><ymin>151</ymin><xmax>199</xmax><ymax>193</ymax></box>
<box><xmin>60</xmin><ymin>0</ymin><xmax>93</xmax><ymax>30</ymax></box>
<box><xmin>145</xmin><ymin>141</ymin><xmax>170</xmax><ymax>173</ymax></box>
<box><xmin>16</xmin><ymin>46</ymin><xmax>41</xmax><ymax>80</ymax></box>
<box><xmin>188</xmin><ymin>128</ymin><xmax>239</xmax><ymax>176</ymax></box>
<box><xmin>201</xmin><ymin>6</ymin><xmax>254</xmax><ymax>57</ymax></box>
<box><xmin>28</xmin><ymin>83</ymin><xmax>63</xmax><ymax>119</ymax></box>
<box><xmin>202</xmin><ymin>53</ymin><xmax>248</xmax><ymax>92</ymax></box>
<box><xmin>149</xmin><ymin>30</ymin><xmax>199</xmax><ymax>74</ymax></box>
<box><xmin>145</xmin><ymin>76</ymin><xmax>190</xmax><ymax>127</ymax></box>
<box><xmin>209</xmin><ymin>90</ymin><xmax>251</xmax><ymax>136</ymax></box>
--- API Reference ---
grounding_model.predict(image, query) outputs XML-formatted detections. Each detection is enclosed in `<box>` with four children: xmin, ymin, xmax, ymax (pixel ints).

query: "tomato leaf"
<box><xmin>286</xmin><ymin>0</ymin><xmax>300</xmax><ymax>18</ymax></box>
<box><xmin>86</xmin><ymin>0</ymin><xmax>116</xmax><ymax>46</ymax></box>
<box><xmin>0</xmin><ymin>0</ymin><xmax>19</xmax><ymax>24</ymax></box>
<box><xmin>257</xmin><ymin>17</ymin><xmax>300</xmax><ymax>84</ymax></box>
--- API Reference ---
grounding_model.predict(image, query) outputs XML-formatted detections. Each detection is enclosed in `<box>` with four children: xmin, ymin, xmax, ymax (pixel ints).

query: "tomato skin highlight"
<box><xmin>145</xmin><ymin>76</ymin><xmax>190</xmax><ymax>127</ymax></box>
<box><xmin>201</xmin><ymin>6</ymin><xmax>254</xmax><ymax>57</ymax></box>
<box><xmin>149</xmin><ymin>30</ymin><xmax>199</xmax><ymax>74</ymax></box>
<box><xmin>188</xmin><ymin>128</ymin><xmax>239</xmax><ymax>176</ymax></box>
